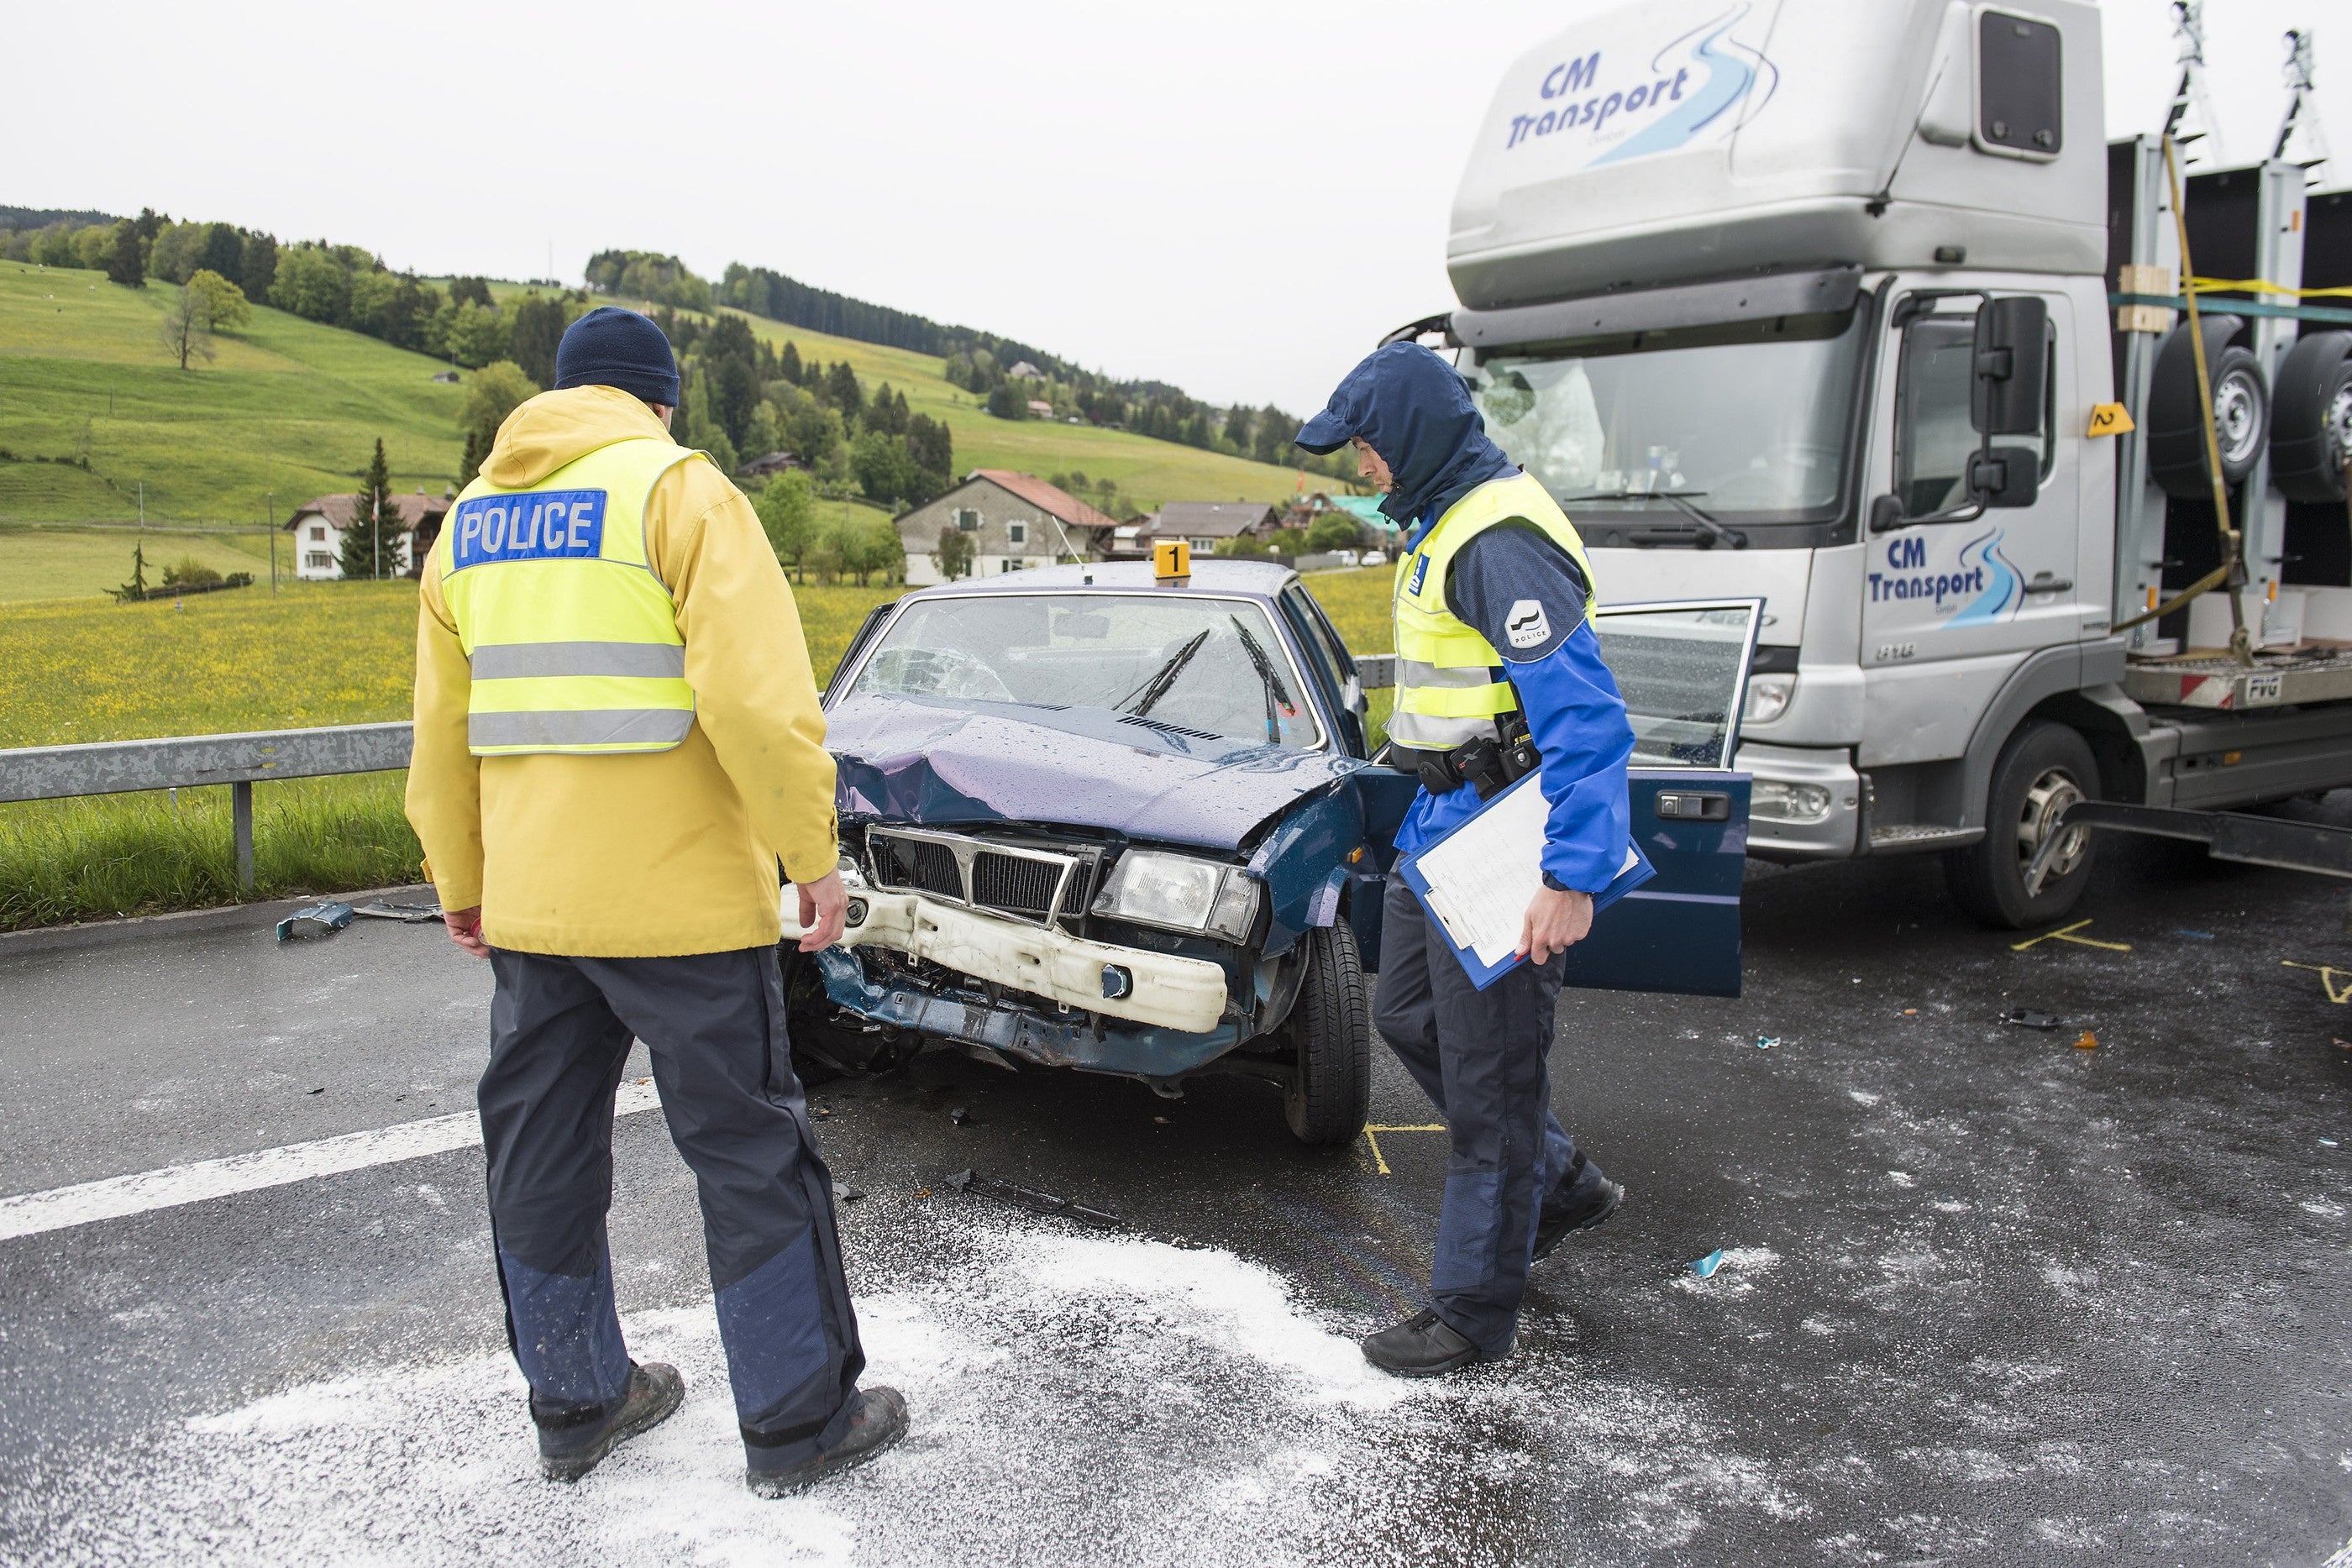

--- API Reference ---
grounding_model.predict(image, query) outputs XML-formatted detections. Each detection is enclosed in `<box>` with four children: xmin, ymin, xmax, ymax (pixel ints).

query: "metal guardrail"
<box><xmin>0</xmin><ymin>654</ymin><xmax>1396</xmax><ymax>901</ymax></box>
<box><xmin>0</xmin><ymin>723</ymin><xmax>413</xmax><ymax>894</ymax></box>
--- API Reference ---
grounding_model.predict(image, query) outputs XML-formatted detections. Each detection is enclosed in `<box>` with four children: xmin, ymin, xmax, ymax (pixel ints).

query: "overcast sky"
<box><xmin>13</xmin><ymin>0</ymin><xmax>2345</xmax><ymax>413</ymax></box>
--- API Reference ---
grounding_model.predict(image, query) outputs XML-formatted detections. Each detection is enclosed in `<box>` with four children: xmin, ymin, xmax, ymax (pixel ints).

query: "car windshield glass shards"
<box><xmin>848</xmin><ymin>593</ymin><xmax>1325</xmax><ymax>751</ymax></box>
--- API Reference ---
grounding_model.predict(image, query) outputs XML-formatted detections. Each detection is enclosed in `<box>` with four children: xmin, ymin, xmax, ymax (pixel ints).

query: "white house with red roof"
<box><xmin>892</xmin><ymin>469</ymin><xmax>1118</xmax><ymax>585</ymax></box>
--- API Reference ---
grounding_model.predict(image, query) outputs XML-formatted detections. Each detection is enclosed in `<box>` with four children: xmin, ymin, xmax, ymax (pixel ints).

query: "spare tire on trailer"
<box><xmin>2147</xmin><ymin>313</ymin><xmax>2270</xmax><ymax>499</ymax></box>
<box><xmin>2268</xmin><ymin>330</ymin><xmax>2352</xmax><ymax>504</ymax></box>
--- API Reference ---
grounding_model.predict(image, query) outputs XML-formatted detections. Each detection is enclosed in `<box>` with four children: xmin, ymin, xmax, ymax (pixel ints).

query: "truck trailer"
<box><xmin>1393</xmin><ymin>0</ymin><xmax>2352</xmax><ymax>926</ymax></box>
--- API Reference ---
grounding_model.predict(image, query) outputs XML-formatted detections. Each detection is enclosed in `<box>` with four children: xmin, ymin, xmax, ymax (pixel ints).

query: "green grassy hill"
<box><xmin>0</xmin><ymin>263</ymin><xmax>1332</xmax><ymax>602</ymax></box>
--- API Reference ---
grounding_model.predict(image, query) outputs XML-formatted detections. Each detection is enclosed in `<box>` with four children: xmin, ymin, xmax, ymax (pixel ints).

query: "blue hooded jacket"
<box><xmin>1298</xmin><ymin>343</ymin><xmax>1635</xmax><ymax>898</ymax></box>
<box><xmin>1293</xmin><ymin>343</ymin><xmax>1520</xmax><ymax>541</ymax></box>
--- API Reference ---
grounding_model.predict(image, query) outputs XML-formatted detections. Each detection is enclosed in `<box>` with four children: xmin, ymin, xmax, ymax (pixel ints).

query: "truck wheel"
<box><xmin>1283</xmin><ymin>921</ymin><xmax>1372</xmax><ymax>1147</ymax></box>
<box><xmin>2148</xmin><ymin>317</ymin><xmax>2269</xmax><ymax>498</ymax></box>
<box><xmin>1944</xmin><ymin>721</ymin><xmax>2101</xmax><ymax>930</ymax></box>
<box><xmin>2268</xmin><ymin>330</ymin><xmax>2352</xmax><ymax>504</ymax></box>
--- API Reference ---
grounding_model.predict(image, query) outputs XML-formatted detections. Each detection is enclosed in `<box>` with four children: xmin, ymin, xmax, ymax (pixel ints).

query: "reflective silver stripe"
<box><xmin>470</xmin><ymin>642</ymin><xmax>686</xmax><ymax>679</ymax></box>
<box><xmin>1386</xmin><ymin>710</ymin><xmax>1497</xmax><ymax>748</ymax></box>
<box><xmin>467</xmin><ymin>709</ymin><xmax>695</xmax><ymax>750</ymax></box>
<box><xmin>1397</xmin><ymin>658</ymin><xmax>1500</xmax><ymax>689</ymax></box>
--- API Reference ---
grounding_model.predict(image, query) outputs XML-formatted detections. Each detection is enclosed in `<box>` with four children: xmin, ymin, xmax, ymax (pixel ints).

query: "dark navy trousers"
<box><xmin>1373</xmin><ymin>873</ymin><xmax>1610</xmax><ymax>1356</ymax></box>
<box><xmin>480</xmin><ymin>946</ymin><xmax>864</xmax><ymax>1466</ymax></box>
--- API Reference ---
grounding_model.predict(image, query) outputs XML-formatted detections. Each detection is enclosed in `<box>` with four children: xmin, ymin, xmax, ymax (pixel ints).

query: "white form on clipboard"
<box><xmin>1409</xmin><ymin>772</ymin><xmax>1646</xmax><ymax>977</ymax></box>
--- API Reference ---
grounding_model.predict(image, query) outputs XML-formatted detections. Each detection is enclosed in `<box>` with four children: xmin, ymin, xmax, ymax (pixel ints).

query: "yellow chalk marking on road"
<box><xmin>1361</xmin><ymin>1124</ymin><xmax>1447</xmax><ymax>1177</ymax></box>
<box><xmin>2012</xmin><ymin>920</ymin><xmax>2133</xmax><ymax>953</ymax></box>
<box><xmin>2282</xmin><ymin>961</ymin><xmax>2352</xmax><ymax>1004</ymax></box>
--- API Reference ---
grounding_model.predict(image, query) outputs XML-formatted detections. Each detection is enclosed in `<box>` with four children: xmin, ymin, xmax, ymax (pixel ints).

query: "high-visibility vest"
<box><xmin>1389</xmin><ymin>470</ymin><xmax>1598</xmax><ymax>753</ymax></box>
<box><xmin>438</xmin><ymin>436</ymin><xmax>705</xmax><ymax>756</ymax></box>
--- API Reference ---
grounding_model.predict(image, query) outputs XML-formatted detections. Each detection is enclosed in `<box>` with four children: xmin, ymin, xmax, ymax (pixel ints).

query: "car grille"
<box><xmin>866</xmin><ymin>827</ymin><xmax>1095</xmax><ymax>927</ymax></box>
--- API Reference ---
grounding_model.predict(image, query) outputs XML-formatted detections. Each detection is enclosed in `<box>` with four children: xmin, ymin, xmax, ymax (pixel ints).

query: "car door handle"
<box><xmin>2026</xmin><ymin>576</ymin><xmax>2072</xmax><ymax>594</ymax></box>
<box><xmin>1654</xmin><ymin>791</ymin><xmax>1732</xmax><ymax>822</ymax></box>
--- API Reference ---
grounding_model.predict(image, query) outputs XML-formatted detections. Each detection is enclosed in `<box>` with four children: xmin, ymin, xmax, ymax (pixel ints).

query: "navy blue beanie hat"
<box><xmin>554</xmin><ymin>306</ymin><xmax>681</xmax><ymax>406</ymax></box>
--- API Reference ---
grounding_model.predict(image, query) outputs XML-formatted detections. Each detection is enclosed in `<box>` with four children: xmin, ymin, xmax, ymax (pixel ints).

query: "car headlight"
<box><xmin>1092</xmin><ymin>849</ymin><xmax>1259</xmax><ymax>941</ymax></box>
<box><xmin>1742</xmin><ymin>673</ymin><xmax>1796</xmax><ymax>725</ymax></box>
<box><xmin>1750</xmin><ymin>780</ymin><xmax>1832</xmax><ymax>823</ymax></box>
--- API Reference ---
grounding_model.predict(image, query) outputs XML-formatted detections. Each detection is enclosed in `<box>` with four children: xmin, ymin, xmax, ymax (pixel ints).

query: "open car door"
<box><xmin>1557</xmin><ymin>598</ymin><xmax>1760</xmax><ymax>999</ymax></box>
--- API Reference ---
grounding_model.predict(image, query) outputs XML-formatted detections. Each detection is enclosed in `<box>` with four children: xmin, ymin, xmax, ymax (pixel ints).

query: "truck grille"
<box><xmin>866</xmin><ymin>827</ymin><xmax>1095</xmax><ymax>927</ymax></box>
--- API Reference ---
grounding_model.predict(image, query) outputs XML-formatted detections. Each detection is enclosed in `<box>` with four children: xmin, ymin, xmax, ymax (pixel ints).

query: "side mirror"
<box><xmin>1968</xmin><ymin>446</ymin><xmax>2040</xmax><ymax>507</ymax></box>
<box><xmin>1971</xmin><ymin>296</ymin><xmax>2048</xmax><ymax>436</ymax></box>
<box><xmin>1867</xmin><ymin>494</ymin><xmax>1907</xmax><ymax>534</ymax></box>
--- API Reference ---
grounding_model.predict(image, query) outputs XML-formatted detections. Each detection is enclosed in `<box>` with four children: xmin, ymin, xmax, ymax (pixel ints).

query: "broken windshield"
<box><xmin>1462</xmin><ymin>308</ymin><xmax>1866</xmax><ymax>532</ymax></box>
<box><xmin>848</xmin><ymin>593</ymin><xmax>1324</xmax><ymax>751</ymax></box>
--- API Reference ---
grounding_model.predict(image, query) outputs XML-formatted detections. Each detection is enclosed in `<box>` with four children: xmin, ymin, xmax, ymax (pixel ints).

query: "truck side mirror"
<box><xmin>1971</xmin><ymin>296</ymin><xmax>2048</xmax><ymax>436</ymax></box>
<box><xmin>1967</xmin><ymin>446</ymin><xmax>2040</xmax><ymax>507</ymax></box>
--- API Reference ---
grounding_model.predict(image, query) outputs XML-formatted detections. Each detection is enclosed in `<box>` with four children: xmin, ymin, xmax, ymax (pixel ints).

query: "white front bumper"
<box><xmin>785</xmin><ymin>891</ymin><xmax>1231</xmax><ymax>1034</ymax></box>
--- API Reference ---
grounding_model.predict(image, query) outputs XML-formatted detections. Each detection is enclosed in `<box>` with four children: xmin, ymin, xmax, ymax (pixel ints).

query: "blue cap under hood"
<box><xmin>1294</xmin><ymin>343</ymin><xmax>1520</xmax><ymax>537</ymax></box>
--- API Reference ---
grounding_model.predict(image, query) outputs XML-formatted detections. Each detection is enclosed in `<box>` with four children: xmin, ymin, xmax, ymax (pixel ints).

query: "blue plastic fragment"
<box><xmin>1689</xmin><ymin>1249</ymin><xmax>1726</xmax><ymax>1278</ymax></box>
<box><xmin>1754</xmin><ymin>1036</ymin><xmax>1780</xmax><ymax>1049</ymax></box>
<box><xmin>2173</xmin><ymin>929</ymin><xmax>2216</xmax><ymax>941</ymax></box>
<box><xmin>276</xmin><ymin>902</ymin><xmax>355</xmax><ymax>942</ymax></box>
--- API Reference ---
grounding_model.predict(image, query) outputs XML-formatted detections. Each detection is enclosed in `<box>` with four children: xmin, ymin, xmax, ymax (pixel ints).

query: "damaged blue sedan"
<box><xmin>784</xmin><ymin>559</ymin><xmax>1757</xmax><ymax>1146</ymax></box>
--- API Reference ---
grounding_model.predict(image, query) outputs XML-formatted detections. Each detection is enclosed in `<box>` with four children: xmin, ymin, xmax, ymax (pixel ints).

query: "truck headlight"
<box><xmin>1742</xmin><ymin>673</ymin><xmax>1796</xmax><ymax>725</ymax></box>
<box><xmin>1092</xmin><ymin>849</ymin><xmax>1259</xmax><ymax>941</ymax></box>
<box><xmin>1750</xmin><ymin>780</ymin><xmax>1832</xmax><ymax>823</ymax></box>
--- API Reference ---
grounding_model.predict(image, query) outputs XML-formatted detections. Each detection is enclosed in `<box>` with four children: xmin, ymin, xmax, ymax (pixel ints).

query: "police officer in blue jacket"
<box><xmin>1297</xmin><ymin>343</ymin><xmax>1634</xmax><ymax>1376</ymax></box>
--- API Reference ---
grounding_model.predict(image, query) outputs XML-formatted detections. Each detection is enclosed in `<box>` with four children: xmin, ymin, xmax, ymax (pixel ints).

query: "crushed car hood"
<box><xmin>826</xmin><ymin>695</ymin><xmax>1368</xmax><ymax>852</ymax></box>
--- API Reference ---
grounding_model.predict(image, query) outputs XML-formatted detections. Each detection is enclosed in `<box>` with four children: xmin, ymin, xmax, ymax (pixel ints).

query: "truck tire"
<box><xmin>1943</xmin><ymin>721</ymin><xmax>2101</xmax><ymax>930</ymax></box>
<box><xmin>2268</xmin><ymin>330</ymin><xmax>2352</xmax><ymax>504</ymax></box>
<box><xmin>2148</xmin><ymin>316</ymin><xmax>2269</xmax><ymax>499</ymax></box>
<box><xmin>1283</xmin><ymin>921</ymin><xmax>1372</xmax><ymax>1147</ymax></box>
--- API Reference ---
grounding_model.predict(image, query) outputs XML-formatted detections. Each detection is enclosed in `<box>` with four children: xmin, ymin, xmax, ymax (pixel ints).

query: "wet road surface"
<box><xmin>2</xmin><ymin>831</ymin><xmax>2349</xmax><ymax>1565</ymax></box>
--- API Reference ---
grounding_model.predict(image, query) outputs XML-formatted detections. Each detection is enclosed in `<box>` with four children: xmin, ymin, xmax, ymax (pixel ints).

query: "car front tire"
<box><xmin>1283</xmin><ymin>921</ymin><xmax>1373</xmax><ymax>1147</ymax></box>
<box><xmin>1943</xmin><ymin>721</ymin><xmax>2100</xmax><ymax>930</ymax></box>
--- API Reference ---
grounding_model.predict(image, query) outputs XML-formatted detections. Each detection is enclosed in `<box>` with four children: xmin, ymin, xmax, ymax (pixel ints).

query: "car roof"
<box><xmin>902</xmin><ymin>559</ymin><xmax>1300</xmax><ymax>602</ymax></box>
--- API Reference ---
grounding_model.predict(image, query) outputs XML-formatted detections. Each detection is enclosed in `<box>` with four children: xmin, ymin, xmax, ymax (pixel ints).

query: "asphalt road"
<box><xmin>2</xmin><ymin>829</ymin><xmax>2349</xmax><ymax>1566</ymax></box>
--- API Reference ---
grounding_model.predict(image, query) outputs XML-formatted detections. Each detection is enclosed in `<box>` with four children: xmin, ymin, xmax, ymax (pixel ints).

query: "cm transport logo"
<box><xmin>1504</xmin><ymin>2</ymin><xmax>1778</xmax><ymax>167</ymax></box>
<box><xmin>1868</xmin><ymin>531</ymin><xmax>2025</xmax><ymax>626</ymax></box>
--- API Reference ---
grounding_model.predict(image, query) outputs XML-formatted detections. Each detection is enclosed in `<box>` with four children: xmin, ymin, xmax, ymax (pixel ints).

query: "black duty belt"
<box><xmin>1389</xmin><ymin>718</ymin><xmax>1539</xmax><ymax>801</ymax></box>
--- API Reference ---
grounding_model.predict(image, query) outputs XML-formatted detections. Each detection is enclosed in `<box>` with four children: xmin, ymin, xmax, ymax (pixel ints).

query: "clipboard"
<box><xmin>1397</xmin><ymin>771</ymin><xmax>1655</xmax><ymax>989</ymax></box>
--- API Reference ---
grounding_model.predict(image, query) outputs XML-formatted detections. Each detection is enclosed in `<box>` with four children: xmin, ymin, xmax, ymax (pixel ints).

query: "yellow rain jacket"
<box><xmin>406</xmin><ymin>385</ymin><xmax>836</xmax><ymax>957</ymax></box>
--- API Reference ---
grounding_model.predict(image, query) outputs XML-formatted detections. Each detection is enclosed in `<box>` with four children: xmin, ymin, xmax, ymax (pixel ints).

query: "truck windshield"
<box><xmin>847</xmin><ymin>592</ymin><xmax>1324</xmax><ymax>751</ymax></box>
<box><xmin>1463</xmin><ymin>309</ymin><xmax>1866</xmax><ymax>532</ymax></box>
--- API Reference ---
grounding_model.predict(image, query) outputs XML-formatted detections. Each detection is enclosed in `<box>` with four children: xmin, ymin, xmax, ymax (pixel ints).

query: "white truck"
<box><xmin>1390</xmin><ymin>0</ymin><xmax>2352</xmax><ymax>926</ymax></box>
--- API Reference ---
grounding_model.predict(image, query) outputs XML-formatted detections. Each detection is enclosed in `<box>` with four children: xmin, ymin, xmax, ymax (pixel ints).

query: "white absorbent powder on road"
<box><xmin>36</xmin><ymin>1209</ymin><xmax>1794</xmax><ymax>1566</ymax></box>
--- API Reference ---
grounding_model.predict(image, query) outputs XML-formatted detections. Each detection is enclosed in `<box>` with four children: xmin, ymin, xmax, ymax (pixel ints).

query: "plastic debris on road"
<box><xmin>274</xmin><ymin>903</ymin><xmax>354</xmax><ymax>942</ymax></box>
<box><xmin>949</xmin><ymin>1106</ymin><xmax>974</xmax><ymax>1126</ymax></box>
<box><xmin>352</xmin><ymin>900</ymin><xmax>443</xmax><ymax>924</ymax></box>
<box><xmin>946</xmin><ymin>1167</ymin><xmax>1117</xmax><ymax>1229</ymax></box>
<box><xmin>2174</xmin><ymin>929</ymin><xmax>2216</xmax><ymax>941</ymax></box>
<box><xmin>2073</xmin><ymin>1030</ymin><xmax>2100</xmax><ymax>1051</ymax></box>
<box><xmin>1754</xmin><ymin>1036</ymin><xmax>1780</xmax><ymax>1050</ymax></box>
<box><xmin>1688</xmin><ymin>1249</ymin><xmax>1727</xmax><ymax>1278</ymax></box>
<box><xmin>2003</xmin><ymin>1009</ymin><xmax>2061</xmax><ymax>1030</ymax></box>
<box><xmin>832</xmin><ymin>1183</ymin><xmax>865</xmax><ymax>1203</ymax></box>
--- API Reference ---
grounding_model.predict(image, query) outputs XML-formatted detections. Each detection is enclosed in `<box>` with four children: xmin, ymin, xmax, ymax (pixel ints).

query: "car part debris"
<box><xmin>832</xmin><ymin>1183</ymin><xmax>865</xmax><ymax>1203</ymax></box>
<box><xmin>1688</xmin><ymin>1249</ymin><xmax>1726</xmax><ymax>1278</ymax></box>
<box><xmin>1753</xmin><ymin>1036</ymin><xmax>1780</xmax><ymax>1049</ymax></box>
<box><xmin>2073</xmin><ymin>1030</ymin><xmax>2101</xmax><ymax>1051</ymax></box>
<box><xmin>949</xmin><ymin>1105</ymin><xmax>974</xmax><ymax>1126</ymax></box>
<box><xmin>2003</xmin><ymin>1009</ymin><xmax>2062</xmax><ymax>1030</ymax></box>
<box><xmin>945</xmin><ymin>1168</ymin><xmax>1116</xmax><ymax>1229</ymax></box>
<box><xmin>353</xmin><ymin>899</ymin><xmax>443</xmax><ymax>924</ymax></box>
<box><xmin>275</xmin><ymin>902</ymin><xmax>354</xmax><ymax>941</ymax></box>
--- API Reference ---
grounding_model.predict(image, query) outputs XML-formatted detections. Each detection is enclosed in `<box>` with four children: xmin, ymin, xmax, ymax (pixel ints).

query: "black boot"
<box><xmin>1361</xmin><ymin>1308</ymin><xmax>1495</xmax><ymax>1377</ymax></box>
<box><xmin>538</xmin><ymin>1361</ymin><xmax>685</xmax><ymax>1482</ymax></box>
<box><xmin>1532</xmin><ymin>1176</ymin><xmax>1625</xmax><ymax>1263</ymax></box>
<box><xmin>746</xmin><ymin>1386</ymin><xmax>910</xmax><ymax>1497</ymax></box>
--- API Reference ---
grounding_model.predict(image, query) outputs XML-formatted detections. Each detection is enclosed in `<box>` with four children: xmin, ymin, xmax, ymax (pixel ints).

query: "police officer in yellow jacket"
<box><xmin>406</xmin><ymin>307</ymin><xmax>906</xmax><ymax>1494</ymax></box>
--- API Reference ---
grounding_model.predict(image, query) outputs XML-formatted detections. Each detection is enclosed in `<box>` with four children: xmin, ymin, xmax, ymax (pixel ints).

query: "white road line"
<box><xmin>0</xmin><ymin>1080</ymin><xmax>663</xmax><ymax>1244</ymax></box>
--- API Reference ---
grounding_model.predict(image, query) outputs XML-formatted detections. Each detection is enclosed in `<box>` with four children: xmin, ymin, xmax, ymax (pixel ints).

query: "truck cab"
<box><xmin>1401</xmin><ymin>0</ymin><xmax>2352</xmax><ymax>926</ymax></box>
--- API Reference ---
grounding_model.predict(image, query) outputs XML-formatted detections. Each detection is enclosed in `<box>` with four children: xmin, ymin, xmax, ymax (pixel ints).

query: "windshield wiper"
<box><xmin>1115</xmin><ymin>628</ymin><xmax>1210</xmax><ymax>718</ymax></box>
<box><xmin>1228</xmin><ymin>616</ymin><xmax>1295</xmax><ymax>746</ymax></box>
<box><xmin>1559</xmin><ymin>489</ymin><xmax>1747</xmax><ymax>549</ymax></box>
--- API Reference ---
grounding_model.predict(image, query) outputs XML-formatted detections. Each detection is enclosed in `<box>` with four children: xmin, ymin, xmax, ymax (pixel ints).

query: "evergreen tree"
<box><xmin>106</xmin><ymin>222</ymin><xmax>144</xmax><ymax>288</ymax></box>
<box><xmin>339</xmin><ymin>438</ymin><xmax>398</xmax><ymax>580</ymax></box>
<box><xmin>824</xmin><ymin>359</ymin><xmax>861</xmax><ymax>415</ymax></box>
<box><xmin>1222</xmin><ymin>404</ymin><xmax>1251</xmax><ymax>449</ymax></box>
<box><xmin>780</xmin><ymin>340</ymin><xmax>802</xmax><ymax>385</ymax></box>
<box><xmin>240</xmin><ymin>233</ymin><xmax>278</xmax><ymax>302</ymax></box>
<box><xmin>458</xmin><ymin>425</ymin><xmax>490</xmax><ymax>489</ymax></box>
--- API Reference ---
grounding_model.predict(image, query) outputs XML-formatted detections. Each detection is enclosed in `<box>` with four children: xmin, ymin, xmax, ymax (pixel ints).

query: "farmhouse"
<box><xmin>737</xmin><ymin>450</ymin><xmax>804</xmax><ymax>480</ymax></box>
<box><xmin>283</xmin><ymin>490</ymin><xmax>452</xmax><ymax>581</ymax></box>
<box><xmin>1137</xmin><ymin>501</ymin><xmax>1282</xmax><ymax>554</ymax></box>
<box><xmin>895</xmin><ymin>470</ymin><xmax>1116</xmax><ymax>585</ymax></box>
